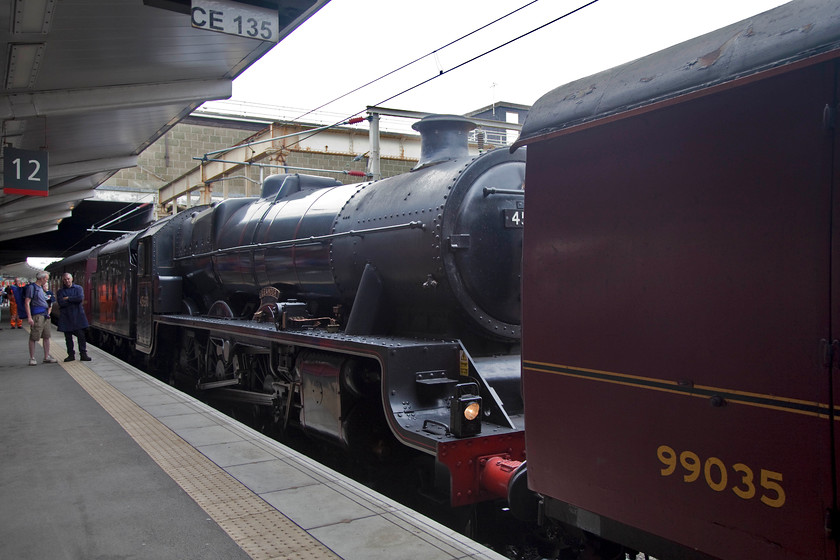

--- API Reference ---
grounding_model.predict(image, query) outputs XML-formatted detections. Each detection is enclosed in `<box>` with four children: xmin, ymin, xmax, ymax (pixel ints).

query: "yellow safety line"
<box><xmin>51</xmin><ymin>343</ymin><xmax>339</xmax><ymax>560</ymax></box>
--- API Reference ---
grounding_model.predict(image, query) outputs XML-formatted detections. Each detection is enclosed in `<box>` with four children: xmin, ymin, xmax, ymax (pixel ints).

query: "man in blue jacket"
<box><xmin>57</xmin><ymin>272</ymin><xmax>91</xmax><ymax>362</ymax></box>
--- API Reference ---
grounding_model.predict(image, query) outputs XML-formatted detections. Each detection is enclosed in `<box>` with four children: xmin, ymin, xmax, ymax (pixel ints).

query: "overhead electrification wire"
<box><xmin>293</xmin><ymin>0</ymin><xmax>544</xmax><ymax>122</ymax></box>
<box><xmin>48</xmin><ymin>196</ymin><xmax>155</xmax><ymax>260</ymax></box>
<box><xmin>88</xmin><ymin>196</ymin><xmax>154</xmax><ymax>232</ymax></box>
<box><xmin>290</xmin><ymin>0</ymin><xmax>601</xmax><ymax>149</ymax></box>
<box><xmin>367</xmin><ymin>0</ymin><xmax>600</xmax><ymax>113</ymax></box>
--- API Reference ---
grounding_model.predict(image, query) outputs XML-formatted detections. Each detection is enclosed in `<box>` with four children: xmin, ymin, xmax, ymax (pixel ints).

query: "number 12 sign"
<box><xmin>4</xmin><ymin>147</ymin><xmax>48</xmax><ymax>196</ymax></box>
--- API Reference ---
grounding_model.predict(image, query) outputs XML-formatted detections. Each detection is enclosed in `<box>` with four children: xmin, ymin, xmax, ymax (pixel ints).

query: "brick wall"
<box><xmin>107</xmin><ymin>121</ymin><xmax>261</xmax><ymax>192</ymax></box>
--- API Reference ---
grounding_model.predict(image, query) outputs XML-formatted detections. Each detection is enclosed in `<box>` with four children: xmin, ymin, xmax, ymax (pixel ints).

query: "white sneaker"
<box><xmin>43</xmin><ymin>356</ymin><xmax>57</xmax><ymax>364</ymax></box>
<box><xmin>28</xmin><ymin>358</ymin><xmax>37</xmax><ymax>366</ymax></box>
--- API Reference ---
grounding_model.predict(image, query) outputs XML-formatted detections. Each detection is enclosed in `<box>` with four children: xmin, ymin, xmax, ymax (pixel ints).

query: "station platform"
<box><xmin>0</xmin><ymin>312</ymin><xmax>505</xmax><ymax>560</ymax></box>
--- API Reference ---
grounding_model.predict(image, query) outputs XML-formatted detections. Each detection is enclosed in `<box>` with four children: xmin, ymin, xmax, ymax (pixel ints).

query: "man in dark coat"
<box><xmin>57</xmin><ymin>273</ymin><xmax>91</xmax><ymax>362</ymax></box>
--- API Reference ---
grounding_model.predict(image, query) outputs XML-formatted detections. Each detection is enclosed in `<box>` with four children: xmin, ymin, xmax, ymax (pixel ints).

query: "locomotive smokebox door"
<box><xmin>450</xmin><ymin>382</ymin><xmax>481</xmax><ymax>437</ymax></box>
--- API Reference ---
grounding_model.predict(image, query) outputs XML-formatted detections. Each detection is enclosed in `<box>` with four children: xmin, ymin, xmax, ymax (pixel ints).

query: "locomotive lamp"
<box><xmin>451</xmin><ymin>382</ymin><xmax>482</xmax><ymax>437</ymax></box>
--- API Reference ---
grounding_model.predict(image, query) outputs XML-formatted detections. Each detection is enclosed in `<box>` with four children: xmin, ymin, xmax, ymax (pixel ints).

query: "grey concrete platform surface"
<box><xmin>0</xmin><ymin>312</ymin><xmax>506</xmax><ymax>560</ymax></box>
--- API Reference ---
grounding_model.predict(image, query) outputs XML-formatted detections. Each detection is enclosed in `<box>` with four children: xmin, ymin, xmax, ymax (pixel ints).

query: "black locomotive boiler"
<box><xmin>50</xmin><ymin>115</ymin><xmax>528</xmax><ymax>510</ymax></box>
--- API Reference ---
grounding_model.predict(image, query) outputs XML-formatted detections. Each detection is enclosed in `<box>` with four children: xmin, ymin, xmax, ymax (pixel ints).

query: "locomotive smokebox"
<box><xmin>412</xmin><ymin>114</ymin><xmax>475</xmax><ymax>169</ymax></box>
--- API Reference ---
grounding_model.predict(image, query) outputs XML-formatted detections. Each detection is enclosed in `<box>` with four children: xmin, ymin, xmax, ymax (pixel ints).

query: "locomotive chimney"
<box><xmin>412</xmin><ymin>114</ymin><xmax>476</xmax><ymax>170</ymax></box>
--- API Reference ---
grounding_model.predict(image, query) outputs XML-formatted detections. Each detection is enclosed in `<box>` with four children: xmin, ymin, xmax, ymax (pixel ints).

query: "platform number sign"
<box><xmin>4</xmin><ymin>147</ymin><xmax>48</xmax><ymax>196</ymax></box>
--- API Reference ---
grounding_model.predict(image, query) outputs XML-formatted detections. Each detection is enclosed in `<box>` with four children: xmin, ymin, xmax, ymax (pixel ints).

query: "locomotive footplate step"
<box><xmin>0</xmin><ymin>329</ymin><xmax>505</xmax><ymax>560</ymax></box>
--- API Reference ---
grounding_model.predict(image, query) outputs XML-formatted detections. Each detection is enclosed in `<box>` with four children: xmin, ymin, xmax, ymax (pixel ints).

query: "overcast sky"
<box><xmin>223</xmin><ymin>0</ymin><xmax>790</xmax><ymax>122</ymax></box>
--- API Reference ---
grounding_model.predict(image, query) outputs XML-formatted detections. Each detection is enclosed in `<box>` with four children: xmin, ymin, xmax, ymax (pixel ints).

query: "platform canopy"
<box><xmin>0</xmin><ymin>0</ymin><xmax>329</xmax><ymax>265</ymax></box>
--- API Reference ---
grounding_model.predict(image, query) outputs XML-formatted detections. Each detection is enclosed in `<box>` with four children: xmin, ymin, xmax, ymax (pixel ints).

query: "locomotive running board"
<box><xmin>155</xmin><ymin>314</ymin><xmax>523</xmax><ymax>454</ymax></box>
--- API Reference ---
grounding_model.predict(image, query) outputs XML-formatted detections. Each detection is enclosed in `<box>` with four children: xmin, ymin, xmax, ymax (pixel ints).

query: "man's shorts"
<box><xmin>30</xmin><ymin>315</ymin><xmax>51</xmax><ymax>341</ymax></box>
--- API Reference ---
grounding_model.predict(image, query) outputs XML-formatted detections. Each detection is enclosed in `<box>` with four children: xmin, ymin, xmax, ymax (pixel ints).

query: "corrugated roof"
<box><xmin>0</xmin><ymin>0</ymin><xmax>330</xmax><ymax>263</ymax></box>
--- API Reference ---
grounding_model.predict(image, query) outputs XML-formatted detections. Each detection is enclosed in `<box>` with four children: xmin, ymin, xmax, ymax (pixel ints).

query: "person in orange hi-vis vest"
<box><xmin>5</xmin><ymin>280</ymin><xmax>23</xmax><ymax>329</ymax></box>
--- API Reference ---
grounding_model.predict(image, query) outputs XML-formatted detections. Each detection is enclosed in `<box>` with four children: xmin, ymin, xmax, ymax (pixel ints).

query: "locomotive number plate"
<box><xmin>504</xmin><ymin>209</ymin><xmax>524</xmax><ymax>228</ymax></box>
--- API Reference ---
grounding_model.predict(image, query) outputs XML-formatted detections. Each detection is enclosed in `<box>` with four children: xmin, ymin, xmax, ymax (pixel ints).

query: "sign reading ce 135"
<box><xmin>4</xmin><ymin>147</ymin><xmax>48</xmax><ymax>197</ymax></box>
<box><xmin>191</xmin><ymin>0</ymin><xmax>280</xmax><ymax>42</ymax></box>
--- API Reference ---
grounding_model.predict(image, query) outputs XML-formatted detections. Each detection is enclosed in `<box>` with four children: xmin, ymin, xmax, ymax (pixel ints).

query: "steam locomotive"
<box><xmin>49</xmin><ymin>114</ymin><xmax>529</xmax><ymax>513</ymax></box>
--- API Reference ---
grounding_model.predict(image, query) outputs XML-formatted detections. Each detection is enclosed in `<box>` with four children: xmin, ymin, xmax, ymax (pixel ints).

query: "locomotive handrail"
<box><xmin>172</xmin><ymin>220</ymin><xmax>425</xmax><ymax>261</ymax></box>
<box><xmin>483</xmin><ymin>187</ymin><xmax>524</xmax><ymax>197</ymax></box>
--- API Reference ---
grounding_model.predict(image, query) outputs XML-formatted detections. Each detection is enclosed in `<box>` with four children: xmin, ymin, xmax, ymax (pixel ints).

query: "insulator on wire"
<box><xmin>346</xmin><ymin>117</ymin><xmax>365</xmax><ymax>125</ymax></box>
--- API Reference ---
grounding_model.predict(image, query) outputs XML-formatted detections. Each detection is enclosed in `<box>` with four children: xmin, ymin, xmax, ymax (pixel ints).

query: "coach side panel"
<box><xmin>522</xmin><ymin>61</ymin><xmax>838</xmax><ymax>559</ymax></box>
